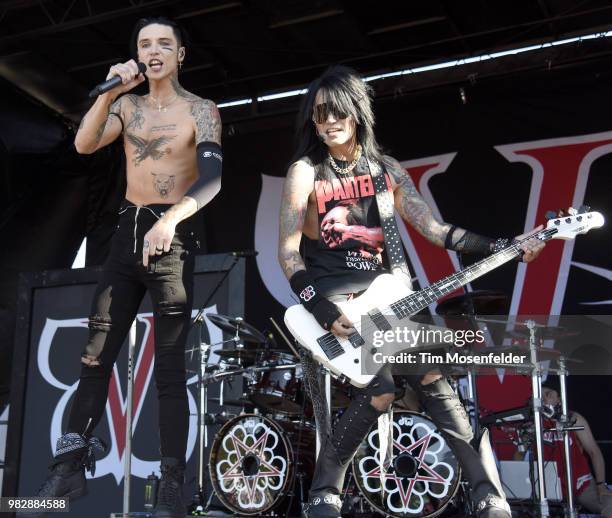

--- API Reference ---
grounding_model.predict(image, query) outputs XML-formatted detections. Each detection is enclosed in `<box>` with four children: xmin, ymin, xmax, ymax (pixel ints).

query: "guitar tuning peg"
<box><xmin>545</xmin><ymin>211</ymin><xmax>557</xmax><ymax>220</ymax></box>
<box><xmin>567</xmin><ymin>207</ymin><xmax>577</xmax><ymax>216</ymax></box>
<box><xmin>578</xmin><ymin>205</ymin><xmax>590</xmax><ymax>214</ymax></box>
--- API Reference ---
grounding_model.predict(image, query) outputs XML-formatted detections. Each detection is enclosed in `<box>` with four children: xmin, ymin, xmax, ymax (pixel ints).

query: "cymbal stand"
<box><xmin>558</xmin><ymin>356</ymin><xmax>577</xmax><ymax>518</ymax></box>
<box><xmin>526</xmin><ymin>319</ymin><xmax>549</xmax><ymax>518</ymax></box>
<box><xmin>191</xmin><ymin>333</ymin><xmax>212</xmax><ymax>516</ymax></box>
<box><xmin>188</xmin><ymin>254</ymin><xmax>241</xmax><ymax>513</ymax></box>
<box><xmin>456</xmin><ymin>253</ymin><xmax>481</xmax><ymax>439</ymax></box>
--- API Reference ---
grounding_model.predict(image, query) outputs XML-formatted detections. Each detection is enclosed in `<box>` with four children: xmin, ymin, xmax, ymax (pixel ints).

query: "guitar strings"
<box><xmin>331</xmin><ymin>227</ymin><xmax>559</xmax><ymax>348</ymax></box>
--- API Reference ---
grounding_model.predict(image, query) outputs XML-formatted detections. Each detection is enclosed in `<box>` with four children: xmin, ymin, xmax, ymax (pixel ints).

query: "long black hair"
<box><xmin>292</xmin><ymin>65</ymin><xmax>383</xmax><ymax>165</ymax></box>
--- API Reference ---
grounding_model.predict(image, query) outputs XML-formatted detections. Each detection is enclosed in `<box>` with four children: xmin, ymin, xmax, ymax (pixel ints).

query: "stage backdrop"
<box><xmin>209</xmin><ymin>68</ymin><xmax>612</xmax><ymax>469</ymax></box>
<box><xmin>4</xmin><ymin>254</ymin><xmax>244</xmax><ymax>517</ymax></box>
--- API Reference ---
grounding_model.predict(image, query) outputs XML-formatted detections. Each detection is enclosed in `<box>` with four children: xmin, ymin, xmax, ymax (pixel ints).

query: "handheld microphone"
<box><xmin>88</xmin><ymin>62</ymin><xmax>147</xmax><ymax>99</ymax></box>
<box><xmin>232</xmin><ymin>250</ymin><xmax>259</xmax><ymax>258</ymax></box>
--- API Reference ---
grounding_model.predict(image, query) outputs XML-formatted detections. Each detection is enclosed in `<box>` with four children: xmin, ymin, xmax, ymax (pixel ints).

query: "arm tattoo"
<box><xmin>170</xmin><ymin>76</ymin><xmax>222</xmax><ymax>145</ymax></box>
<box><xmin>191</xmin><ymin>100</ymin><xmax>221</xmax><ymax>145</ymax></box>
<box><xmin>94</xmin><ymin>120</ymin><xmax>107</xmax><ymax>146</ymax></box>
<box><xmin>92</xmin><ymin>98</ymin><xmax>121</xmax><ymax>145</ymax></box>
<box><xmin>280</xmin><ymin>250</ymin><xmax>305</xmax><ymax>277</ymax></box>
<box><xmin>123</xmin><ymin>95</ymin><xmax>144</xmax><ymax>130</ymax></box>
<box><xmin>126</xmin><ymin>133</ymin><xmax>176</xmax><ymax>165</ymax></box>
<box><xmin>387</xmin><ymin>156</ymin><xmax>450</xmax><ymax>246</ymax></box>
<box><xmin>278</xmin><ymin>167</ymin><xmax>310</xmax><ymax>278</ymax></box>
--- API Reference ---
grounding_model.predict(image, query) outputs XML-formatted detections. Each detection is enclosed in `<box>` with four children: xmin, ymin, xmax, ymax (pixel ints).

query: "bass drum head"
<box><xmin>352</xmin><ymin>410</ymin><xmax>461</xmax><ymax>518</ymax></box>
<box><xmin>209</xmin><ymin>413</ymin><xmax>295</xmax><ymax>515</ymax></box>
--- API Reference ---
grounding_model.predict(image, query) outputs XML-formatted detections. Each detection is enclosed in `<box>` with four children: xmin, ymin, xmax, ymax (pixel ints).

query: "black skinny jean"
<box><xmin>67</xmin><ymin>201</ymin><xmax>198</xmax><ymax>460</ymax></box>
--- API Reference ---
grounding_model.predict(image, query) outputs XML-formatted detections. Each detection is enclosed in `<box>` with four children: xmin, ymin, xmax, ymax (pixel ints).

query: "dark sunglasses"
<box><xmin>312</xmin><ymin>102</ymin><xmax>349</xmax><ymax>124</ymax></box>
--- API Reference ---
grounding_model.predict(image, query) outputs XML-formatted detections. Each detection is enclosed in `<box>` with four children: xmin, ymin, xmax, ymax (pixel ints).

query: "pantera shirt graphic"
<box><xmin>303</xmin><ymin>156</ymin><xmax>394</xmax><ymax>296</ymax></box>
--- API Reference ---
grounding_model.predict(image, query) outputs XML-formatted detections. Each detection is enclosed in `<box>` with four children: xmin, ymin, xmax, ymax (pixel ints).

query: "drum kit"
<box><xmin>187</xmin><ymin>312</ymin><xmax>349</xmax><ymax>516</ymax></box>
<box><xmin>188</xmin><ymin>288</ymin><xmax>584</xmax><ymax>517</ymax></box>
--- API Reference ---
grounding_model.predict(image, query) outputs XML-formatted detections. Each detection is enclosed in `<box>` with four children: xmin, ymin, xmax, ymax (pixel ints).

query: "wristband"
<box><xmin>445</xmin><ymin>228</ymin><xmax>494</xmax><ymax>255</ymax></box>
<box><xmin>289</xmin><ymin>270</ymin><xmax>323</xmax><ymax>311</ymax></box>
<box><xmin>289</xmin><ymin>270</ymin><xmax>341</xmax><ymax>330</ymax></box>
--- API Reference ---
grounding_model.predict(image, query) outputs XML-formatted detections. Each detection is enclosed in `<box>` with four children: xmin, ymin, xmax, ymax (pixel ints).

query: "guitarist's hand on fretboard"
<box><xmin>514</xmin><ymin>224</ymin><xmax>546</xmax><ymax>262</ymax></box>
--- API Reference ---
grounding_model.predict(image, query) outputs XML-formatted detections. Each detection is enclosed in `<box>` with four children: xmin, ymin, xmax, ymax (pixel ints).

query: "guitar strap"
<box><xmin>367</xmin><ymin>157</ymin><xmax>411</xmax><ymax>281</ymax></box>
<box><xmin>367</xmin><ymin>157</ymin><xmax>410</xmax><ymax>482</ymax></box>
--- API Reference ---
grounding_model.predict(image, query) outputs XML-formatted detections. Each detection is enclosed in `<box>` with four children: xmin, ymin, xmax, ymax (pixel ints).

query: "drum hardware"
<box><xmin>207</xmin><ymin>313</ymin><xmax>268</xmax><ymax>344</ymax></box>
<box><xmin>481</xmin><ymin>405</ymin><xmax>533</xmax><ymax>426</ymax></box>
<box><xmin>555</xmin><ymin>355</ymin><xmax>578</xmax><ymax>518</ymax></box>
<box><xmin>476</xmin><ymin>318</ymin><xmax>581</xmax><ymax>518</ymax></box>
<box><xmin>436</xmin><ymin>284</ymin><xmax>491</xmax><ymax>449</ymax></box>
<box><xmin>269</xmin><ymin>316</ymin><xmax>301</xmax><ymax>359</ymax></box>
<box><xmin>474</xmin><ymin>317</ymin><xmax>579</xmax><ymax>342</ymax></box>
<box><xmin>186</xmin><ymin>253</ymin><xmax>243</xmax><ymax>516</ymax></box>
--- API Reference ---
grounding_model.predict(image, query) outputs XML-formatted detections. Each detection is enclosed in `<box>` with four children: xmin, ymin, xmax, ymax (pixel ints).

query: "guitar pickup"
<box><xmin>317</xmin><ymin>333</ymin><xmax>344</xmax><ymax>360</ymax></box>
<box><xmin>348</xmin><ymin>332</ymin><xmax>365</xmax><ymax>348</ymax></box>
<box><xmin>368</xmin><ymin>309</ymin><xmax>392</xmax><ymax>331</ymax></box>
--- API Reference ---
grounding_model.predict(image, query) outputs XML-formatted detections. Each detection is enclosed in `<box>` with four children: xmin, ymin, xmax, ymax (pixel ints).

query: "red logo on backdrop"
<box><xmin>397</xmin><ymin>131</ymin><xmax>612</xmax><ymax>458</ymax></box>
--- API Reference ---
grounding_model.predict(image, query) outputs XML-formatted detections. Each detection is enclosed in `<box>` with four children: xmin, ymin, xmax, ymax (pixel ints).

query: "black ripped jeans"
<box><xmin>67</xmin><ymin>200</ymin><xmax>197</xmax><ymax>460</ymax></box>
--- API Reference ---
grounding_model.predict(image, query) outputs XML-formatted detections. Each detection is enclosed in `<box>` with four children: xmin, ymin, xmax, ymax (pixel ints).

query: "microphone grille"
<box><xmin>137</xmin><ymin>62</ymin><xmax>147</xmax><ymax>74</ymax></box>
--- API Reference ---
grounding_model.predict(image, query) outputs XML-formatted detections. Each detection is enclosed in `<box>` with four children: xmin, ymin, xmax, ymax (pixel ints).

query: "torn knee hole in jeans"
<box><xmin>81</xmin><ymin>354</ymin><xmax>101</xmax><ymax>367</ymax></box>
<box><xmin>89</xmin><ymin>315</ymin><xmax>112</xmax><ymax>332</ymax></box>
<box><xmin>155</xmin><ymin>301</ymin><xmax>187</xmax><ymax>317</ymax></box>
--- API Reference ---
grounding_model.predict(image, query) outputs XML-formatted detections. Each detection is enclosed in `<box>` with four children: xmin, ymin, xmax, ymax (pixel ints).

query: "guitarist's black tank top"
<box><xmin>301</xmin><ymin>154</ymin><xmax>393</xmax><ymax>296</ymax></box>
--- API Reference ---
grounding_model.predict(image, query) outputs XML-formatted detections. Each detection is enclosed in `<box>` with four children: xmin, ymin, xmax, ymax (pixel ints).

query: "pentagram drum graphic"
<box><xmin>352</xmin><ymin>410</ymin><xmax>461</xmax><ymax>517</ymax></box>
<box><xmin>209</xmin><ymin>414</ymin><xmax>315</xmax><ymax>514</ymax></box>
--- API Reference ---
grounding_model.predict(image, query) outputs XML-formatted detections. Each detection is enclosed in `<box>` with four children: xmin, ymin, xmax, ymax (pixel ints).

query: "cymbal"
<box><xmin>436</xmin><ymin>290</ymin><xmax>509</xmax><ymax>316</ymax></box>
<box><xmin>206</xmin><ymin>313</ymin><xmax>267</xmax><ymax>344</ymax></box>
<box><xmin>507</xmin><ymin>328</ymin><xmax>580</xmax><ymax>341</ymax></box>
<box><xmin>215</xmin><ymin>347</ymin><xmax>291</xmax><ymax>361</ymax></box>
<box><xmin>215</xmin><ymin>348</ymin><xmax>259</xmax><ymax>362</ymax></box>
<box><xmin>224</xmin><ymin>398</ymin><xmax>256</xmax><ymax>407</ymax></box>
<box><xmin>474</xmin><ymin>317</ymin><xmax>580</xmax><ymax>341</ymax></box>
<box><xmin>470</xmin><ymin>345</ymin><xmax>583</xmax><ymax>363</ymax></box>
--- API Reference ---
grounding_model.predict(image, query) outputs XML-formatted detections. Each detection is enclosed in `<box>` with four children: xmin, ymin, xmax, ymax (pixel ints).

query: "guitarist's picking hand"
<box><xmin>331</xmin><ymin>314</ymin><xmax>355</xmax><ymax>337</ymax></box>
<box><xmin>514</xmin><ymin>225</ymin><xmax>546</xmax><ymax>263</ymax></box>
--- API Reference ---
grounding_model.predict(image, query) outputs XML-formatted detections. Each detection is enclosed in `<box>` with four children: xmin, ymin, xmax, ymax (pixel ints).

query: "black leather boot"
<box><xmin>22</xmin><ymin>433</ymin><xmax>105</xmax><ymax>517</ymax></box>
<box><xmin>304</xmin><ymin>394</ymin><xmax>385</xmax><ymax>518</ymax></box>
<box><xmin>152</xmin><ymin>457</ymin><xmax>186</xmax><ymax>518</ymax></box>
<box><xmin>417</xmin><ymin>378</ymin><xmax>510</xmax><ymax>517</ymax></box>
<box><xmin>476</xmin><ymin>495</ymin><xmax>512</xmax><ymax>518</ymax></box>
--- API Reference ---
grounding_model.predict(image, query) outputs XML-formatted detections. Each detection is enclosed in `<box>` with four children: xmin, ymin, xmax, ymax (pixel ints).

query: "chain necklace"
<box><xmin>148</xmin><ymin>92</ymin><xmax>178</xmax><ymax>113</ymax></box>
<box><xmin>328</xmin><ymin>144</ymin><xmax>362</xmax><ymax>175</ymax></box>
